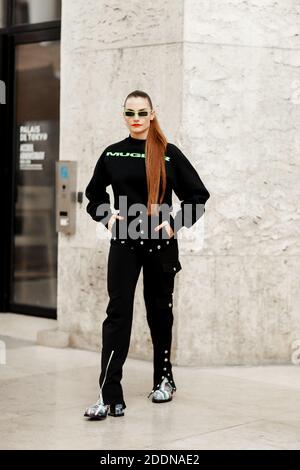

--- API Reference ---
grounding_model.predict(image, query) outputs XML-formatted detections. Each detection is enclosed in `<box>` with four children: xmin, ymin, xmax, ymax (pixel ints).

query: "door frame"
<box><xmin>0</xmin><ymin>5</ymin><xmax>60</xmax><ymax>318</ymax></box>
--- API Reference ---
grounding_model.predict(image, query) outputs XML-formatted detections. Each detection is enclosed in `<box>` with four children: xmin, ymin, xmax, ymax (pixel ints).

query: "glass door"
<box><xmin>10</xmin><ymin>38</ymin><xmax>60</xmax><ymax>316</ymax></box>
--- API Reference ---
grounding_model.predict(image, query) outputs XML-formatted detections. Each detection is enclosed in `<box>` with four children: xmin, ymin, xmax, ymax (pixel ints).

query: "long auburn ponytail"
<box><xmin>123</xmin><ymin>90</ymin><xmax>167</xmax><ymax>216</ymax></box>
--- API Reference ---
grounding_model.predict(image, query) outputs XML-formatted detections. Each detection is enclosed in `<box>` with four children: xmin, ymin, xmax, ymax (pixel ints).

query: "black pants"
<box><xmin>99</xmin><ymin>236</ymin><xmax>182</xmax><ymax>409</ymax></box>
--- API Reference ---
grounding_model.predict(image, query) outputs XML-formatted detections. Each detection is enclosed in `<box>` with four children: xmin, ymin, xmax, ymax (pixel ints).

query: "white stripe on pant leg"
<box><xmin>99</xmin><ymin>349</ymin><xmax>115</xmax><ymax>403</ymax></box>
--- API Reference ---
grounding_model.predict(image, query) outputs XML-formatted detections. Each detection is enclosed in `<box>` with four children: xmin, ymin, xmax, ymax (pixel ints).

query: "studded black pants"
<box><xmin>99</xmin><ymin>236</ymin><xmax>182</xmax><ymax>409</ymax></box>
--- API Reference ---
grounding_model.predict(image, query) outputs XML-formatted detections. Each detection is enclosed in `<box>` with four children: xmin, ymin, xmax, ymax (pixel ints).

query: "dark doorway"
<box><xmin>0</xmin><ymin>2</ymin><xmax>61</xmax><ymax>319</ymax></box>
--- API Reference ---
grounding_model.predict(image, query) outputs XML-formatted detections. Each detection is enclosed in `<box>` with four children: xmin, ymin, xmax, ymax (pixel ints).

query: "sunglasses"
<box><xmin>123</xmin><ymin>109</ymin><xmax>152</xmax><ymax>118</ymax></box>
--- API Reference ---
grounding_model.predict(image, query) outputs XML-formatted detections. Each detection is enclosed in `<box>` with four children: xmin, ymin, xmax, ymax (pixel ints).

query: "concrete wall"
<box><xmin>53</xmin><ymin>0</ymin><xmax>300</xmax><ymax>365</ymax></box>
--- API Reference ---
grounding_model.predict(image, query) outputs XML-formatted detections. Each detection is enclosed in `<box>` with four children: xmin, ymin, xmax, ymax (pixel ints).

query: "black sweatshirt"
<box><xmin>85</xmin><ymin>134</ymin><xmax>210</xmax><ymax>238</ymax></box>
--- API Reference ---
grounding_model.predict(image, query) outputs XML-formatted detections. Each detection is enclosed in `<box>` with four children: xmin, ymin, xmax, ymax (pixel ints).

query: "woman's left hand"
<box><xmin>154</xmin><ymin>221</ymin><xmax>174</xmax><ymax>238</ymax></box>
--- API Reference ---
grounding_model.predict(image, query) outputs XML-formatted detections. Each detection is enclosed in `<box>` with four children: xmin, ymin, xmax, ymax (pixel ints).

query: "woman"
<box><xmin>84</xmin><ymin>90</ymin><xmax>210</xmax><ymax>420</ymax></box>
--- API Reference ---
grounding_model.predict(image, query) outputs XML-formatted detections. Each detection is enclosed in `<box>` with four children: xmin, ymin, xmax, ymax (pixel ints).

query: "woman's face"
<box><xmin>123</xmin><ymin>97</ymin><xmax>155</xmax><ymax>137</ymax></box>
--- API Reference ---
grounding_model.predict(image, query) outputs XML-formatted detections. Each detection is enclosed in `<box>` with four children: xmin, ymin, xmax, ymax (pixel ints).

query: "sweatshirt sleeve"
<box><xmin>85</xmin><ymin>149</ymin><xmax>113</xmax><ymax>229</ymax></box>
<box><xmin>169</xmin><ymin>143</ymin><xmax>210</xmax><ymax>235</ymax></box>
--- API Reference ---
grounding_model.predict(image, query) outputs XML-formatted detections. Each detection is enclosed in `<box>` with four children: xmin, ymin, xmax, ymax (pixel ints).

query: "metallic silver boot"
<box><xmin>108</xmin><ymin>403</ymin><xmax>125</xmax><ymax>417</ymax></box>
<box><xmin>84</xmin><ymin>396</ymin><xmax>109</xmax><ymax>420</ymax></box>
<box><xmin>147</xmin><ymin>377</ymin><xmax>176</xmax><ymax>403</ymax></box>
<box><xmin>84</xmin><ymin>349</ymin><xmax>125</xmax><ymax>419</ymax></box>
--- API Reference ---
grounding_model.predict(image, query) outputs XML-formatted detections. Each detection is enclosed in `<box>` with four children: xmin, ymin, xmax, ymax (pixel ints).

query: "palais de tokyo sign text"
<box><xmin>19</xmin><ymin>124</ymin><xmax>48</xmax><ymax>171</ymax></box>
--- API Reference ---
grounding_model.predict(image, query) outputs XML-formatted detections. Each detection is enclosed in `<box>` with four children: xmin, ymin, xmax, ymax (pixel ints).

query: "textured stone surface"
<box><xmin>61</xmin><ymin>0</ymin><xmax>183</xmax><ymax>53</ymax></box>
<box><xmin>177</xmin><ymin>254</ymin><xmax>300</xmax><ymax>365</ymax></box>
<box><xmin>56</xmin><ymin>0</ymin><xmax>300</xmax><ymax>365</ymax></box>
<box><xmin>184</xmin><ymin>0</ymin><xmax>300</xmax><ymax>48</ymax></box>
<box><xmin>37</xmin><ymin>328</ymin><xmax>69</xmax><ymax>348</ymax></box>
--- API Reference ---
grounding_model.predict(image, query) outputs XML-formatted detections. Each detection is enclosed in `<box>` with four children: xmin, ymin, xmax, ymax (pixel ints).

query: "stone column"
<box><xmin>176</xmin><ymin>0</ymin><xmax>300</xmax><ymax>365</ymax></box>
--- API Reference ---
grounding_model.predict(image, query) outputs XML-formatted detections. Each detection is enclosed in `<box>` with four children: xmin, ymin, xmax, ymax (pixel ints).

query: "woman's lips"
<box><xmin>132</xmin><ymin>124</ymin><xmax>141</xmax><ymax>127</ymax></box>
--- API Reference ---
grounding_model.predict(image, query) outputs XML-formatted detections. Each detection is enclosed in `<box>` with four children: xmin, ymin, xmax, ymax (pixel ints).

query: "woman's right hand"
<box><xmin>108</xmin><ymin>214</ymin><xmax>125</xmax><ymax>232</ymax></box>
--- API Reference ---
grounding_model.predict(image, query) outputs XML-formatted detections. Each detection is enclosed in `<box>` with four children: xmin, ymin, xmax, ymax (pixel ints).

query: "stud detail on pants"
<box><xmin>165</xmin><ymin>350</ymin><xmax>168</xmax><ymax>353</ymax></box>
<box><xmin>121</xmin><ymin>240</ymin><xmax>125</xmax><ymax>244</ymax></box>
<box><xmin>173</xmin><ymin>267</ymin><xmax>176</xmax><ymax>271</ymax></box>
<box><xmin>140</xmin><ymin>241</ymin><xmax>144</xmax><ymax>244</ymax></box>
<box><xmin>163</xmin><ymin>367</ymin><xmax>167</xmax><ymax>370</ymax></box>
<box><xmin>164</xmin><ymin>358</ymin><xmax>168</xmax><ymax>362</ymax></box>
<box><xmin>169</xmin><ymin>303</ymin><xmax>172</xmax><ymax>307</ymax></box>
<box><xmin>149</xmin><ymin>249</ymin><xmax>152</xmax><ymax>252</ymax></box>
<box><xmin>157</xmin><ymin>245</ymin><xmax>161</xmax><ymax>249</ymax></box>
<box><xmin>166</xmin><ymin>241</ymin><xmax>169</xmax><ymax>244</ymax></box>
